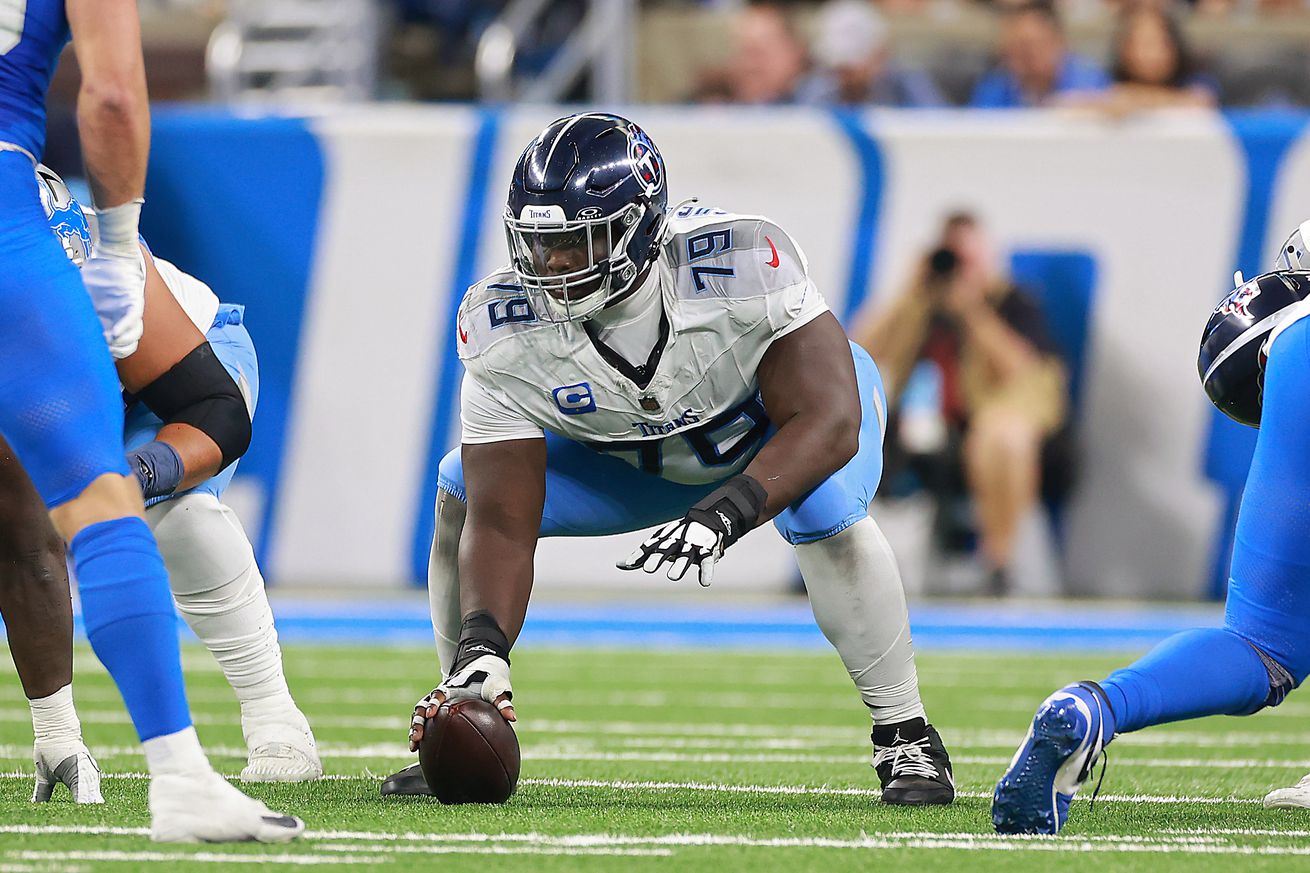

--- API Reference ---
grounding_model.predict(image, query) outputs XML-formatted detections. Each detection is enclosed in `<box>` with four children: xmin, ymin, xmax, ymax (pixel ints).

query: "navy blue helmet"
<box><xmin>1199</xmin><ymin>270</ymin><xmax>1310</xmax><ymax>427</ymax></box>
<box><xmin>504</xmin><ymin>113</ymin><xmax>668</xmax><ymax>323</ymax></box>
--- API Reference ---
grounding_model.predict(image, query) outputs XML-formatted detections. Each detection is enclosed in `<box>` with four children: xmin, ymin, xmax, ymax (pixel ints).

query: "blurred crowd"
<box><xmin>690</xmin><ymin>0</ymin><xmax>1224</xmax><ymax>110</ymax></box>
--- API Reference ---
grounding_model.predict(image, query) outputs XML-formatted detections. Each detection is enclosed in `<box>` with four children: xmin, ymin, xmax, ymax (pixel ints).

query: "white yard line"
<box><xmin>517</xmin><ymin>777</ymin><xmax>1264</xmax><ymax>805</ymax></box>
<box><xmin>313</xmin><ymin>845</ymin><xmax>671</xmax><ymax>857</ymax></box>
<box><xmin>7</xmin><ymin>851</ymin><xmax>375</xmax><ymax>866</ymax></box>
<box><xmin>5</xmin><ymin>826</ymin><xmax>1309</xmax><ymax>859</ymax></box>
<box><xmin>0</xmin><ymin>772</ymin><xmax>1266</xmax><ymax>804</ymax></box>
<box><xmin>1164</xmin><ymin>828</ymin><xmax>1310</xmax><ymax>838</ymax></box>
<box><xmin>2</xmin><ymin>742</ymin><xmax>1304</xmax><ymax>772</ymax></box>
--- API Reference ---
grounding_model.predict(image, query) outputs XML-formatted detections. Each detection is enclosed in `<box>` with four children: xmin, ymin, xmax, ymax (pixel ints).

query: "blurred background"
<box><xmin>46</xmin><ymin>0</ymin><xmax>1310</xmax><ymax>614</ymax></box>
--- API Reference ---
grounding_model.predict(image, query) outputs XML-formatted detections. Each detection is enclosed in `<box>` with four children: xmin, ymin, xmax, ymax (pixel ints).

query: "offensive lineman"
<box><xmin>0</xmin><ymin>0</ymin><xmax>300</xmax><ymax>841</ymax></box>
<box><xmin>0</xmin><ymin>166</ymin><xmax>321</xmax><ymax>804</ymax></box>
<box><xmin>992</xmin><ymin>221</ymin><xmax>1310</xmax><ymax>834</ymax></box>
<box><xmin>384</xmin><ymin>113</ymin><xmax>955</xmax><ymax>804</ymax></box>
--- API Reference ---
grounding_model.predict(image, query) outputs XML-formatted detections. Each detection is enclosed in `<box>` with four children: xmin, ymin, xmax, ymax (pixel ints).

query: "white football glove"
<box><xmin>617</xmin><ymin>517</ymin><xmax>725</xmax><ymax>587</ymax></box>
<box><xmin>83</xmin><ymin>200</ymin><xmax>146</xmax><ymax>359</ymax></box>
<box><xmin>409</xmin><ymin>653</ymin><xmax>514</xmax><ymax>748</ymax></box>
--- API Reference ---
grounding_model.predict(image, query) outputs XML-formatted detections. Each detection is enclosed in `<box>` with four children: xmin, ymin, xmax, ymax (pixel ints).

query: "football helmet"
<box><xmin>1198</xmin><ymin>270</ymin><xmax>1310</xmax><ymax>427</ymax></box>
<box><xmin>34</xmin><ymin>163</ymin><xmax>92</xmax><ymax>266</ymax></box>
<box><xmin>1274</xmin><ymin>219</ymin><xmax>1310</xmax><ymax>272</ymax></box>
<box><xmin>504</xmin><ymin>113</ymin><xmax>668</xmax><ymax>323</ymax></box>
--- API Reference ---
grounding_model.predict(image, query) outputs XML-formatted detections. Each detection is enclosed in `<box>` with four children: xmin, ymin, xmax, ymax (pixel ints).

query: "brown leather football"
<box><xmin>417</xmin><ymin>697</ymin><xmax>520</xmax><ymax>804</ymax></box>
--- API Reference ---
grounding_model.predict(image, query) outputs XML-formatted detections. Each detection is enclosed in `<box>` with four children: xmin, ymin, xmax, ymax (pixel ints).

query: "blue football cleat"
<box><xmin>992</xmin><ymin>681</ymin><xmax>1116</xmax><ymax>835</ymax></box>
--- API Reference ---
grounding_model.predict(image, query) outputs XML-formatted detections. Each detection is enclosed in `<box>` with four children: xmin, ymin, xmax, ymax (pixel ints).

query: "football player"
<box><xmin>992</xmin><ymin>221</ymin><xmax>1310</xmax><ymax>834</ymax></box>
<box><xmin>0</xmin><ymin>0</ymin><xmax>300</xmax><ymax>841</ymax></box>
<box><xmin>0</xmin><ymin>166</ymin><xmax>322</xmax><ymax>805</ymax></box>
<box><xmin>384</xmin><ymin>113</ymin><xmax>955</xmax><ymax>804</ymax></box>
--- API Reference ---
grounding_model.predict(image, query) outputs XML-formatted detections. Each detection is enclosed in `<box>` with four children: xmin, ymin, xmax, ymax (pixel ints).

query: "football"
<box><xmin>417</xmin><ymin>697</ymin><xmax>520</xmax><ymax>804</ymax></box>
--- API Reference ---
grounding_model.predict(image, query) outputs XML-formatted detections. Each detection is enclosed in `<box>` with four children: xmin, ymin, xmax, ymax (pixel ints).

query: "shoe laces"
<box><xmin>872</xmin><ymin>736</ymin><xmax>940</xmax><ymax>780</ymax></box>
<box><xmin>1087</xmin><ymin>750</ymin><xmax>1109</xmax><ymax>813</ymax></box>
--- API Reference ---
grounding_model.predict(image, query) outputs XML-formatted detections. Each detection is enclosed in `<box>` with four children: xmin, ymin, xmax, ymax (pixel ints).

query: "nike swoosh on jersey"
<box><xmin>764</xmin><ymin>236</ymin><xmax>780</xmax><ymax>269</ymax></box>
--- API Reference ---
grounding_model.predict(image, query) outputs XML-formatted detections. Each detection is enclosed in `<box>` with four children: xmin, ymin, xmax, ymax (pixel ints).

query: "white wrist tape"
<box><xmin>92</xmin><ymin>198</ymin><xmax>143</xmax><ymax>257</ymax></box>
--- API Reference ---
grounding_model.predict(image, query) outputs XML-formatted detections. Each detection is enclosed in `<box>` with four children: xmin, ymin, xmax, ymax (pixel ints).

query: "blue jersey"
<box><xmin>0</xmin><ymin>0</ymin><xmax>70</xmax><ymax>157</ymax></box>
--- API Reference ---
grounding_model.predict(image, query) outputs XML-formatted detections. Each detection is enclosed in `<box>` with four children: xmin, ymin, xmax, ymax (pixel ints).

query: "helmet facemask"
<box><xmin>1275</xmin><ymin>220</ymin><xmax>1310</xmax><ymax>273</ymax></box>
<box><xmin>505</xmin><ymin>201</ymin><xmax>647</xmax><ymax>324</ymax></box>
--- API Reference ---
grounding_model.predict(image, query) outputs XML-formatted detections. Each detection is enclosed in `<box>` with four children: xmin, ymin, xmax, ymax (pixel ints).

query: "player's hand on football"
<box><xmin>81</xmin><ymin>245</ymin><xmax>147</xmax><ymax>359</ymax></box>
<box><xmin>409</xmin><ymin>654</ymin><xmax>515</xmax><ymax>750</ymax></box>
<box><xmin>617</xmin><ymin>517</ymin><xmax>725</xmax><ymax>587</ymax></box>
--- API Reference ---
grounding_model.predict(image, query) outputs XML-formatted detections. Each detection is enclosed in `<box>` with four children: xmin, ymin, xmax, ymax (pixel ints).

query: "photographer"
<box><xmin>852</xmin><ymin>212</ymin><xmax>1070</xmax><ymax>594</ymax></box>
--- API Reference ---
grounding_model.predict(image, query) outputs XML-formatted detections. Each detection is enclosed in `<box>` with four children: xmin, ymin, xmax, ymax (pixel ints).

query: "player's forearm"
<box><xmin>77</xmin><ymin>79</ymin><xmax>149</xmax><ymax>209</ymax></box>
<box><xmin>154</xmin><ymin>423</ymin><xmax>223</xmax><ymax>491</ymax></box>
<box><xmin>458</xmin><ymin>529</ymin><xmax>536</xmax><ymax>645</ymax></box>
<box><xmin>743</xmin><ymin>411</ymin><xmax>859</xmax><ymax>520</ymax></box>
<box><xmin>70</xmin><ymin>0</ymin><xmax>150</xmax><ymax>209</ymax></box>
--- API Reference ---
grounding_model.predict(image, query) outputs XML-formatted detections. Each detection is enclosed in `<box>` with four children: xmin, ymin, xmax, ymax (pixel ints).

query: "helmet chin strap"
<box><xmin>599</xmin><ymin>261</ymin><xmax>657</xmax><ymax>314</ymax></box>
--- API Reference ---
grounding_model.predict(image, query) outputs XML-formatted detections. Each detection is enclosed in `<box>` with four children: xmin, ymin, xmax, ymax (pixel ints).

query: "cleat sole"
<box><xmin>992</xmin><ymin>698</ymin><xmax>1085</xmax><ymax>835</ymax></box>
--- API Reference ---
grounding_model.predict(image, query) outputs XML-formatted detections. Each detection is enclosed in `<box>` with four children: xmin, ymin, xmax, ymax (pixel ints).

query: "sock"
<box><xmin>30</xmin><ymin>684</ymin><xmax>82</xmax><ymax>748</ymax></box>
<box><xmin>142</xmin><ymin>725</ymin><xmax>210</xmax><ymax>777</ymax></box>
<box><xmin>70</xmin><ymin>516</ymin><xmax>192</xmax><ymax>742</ymax></box>
<box><xmin>1100</xmin><ymin>628</ymin><xmax>1270</xmax><ymax>734</ymax></box>
<box><xmin>872</xmin><ymin>717</ymin><xmax>927</xmax><ymax>747</ymax></box>
<box><xmin>147</xmin><ymin>494</ymin><xmax>293</xmax><ymax>714</ymax></box>
<box><xmin>795</xmin><ymin>517</ymin><xmax>928</xmax><ymax>726</ymax></box>
<box><xmin>427</xmin><ymin>488</ymin><xmax>466</xmax><ymax>674</ymax></box>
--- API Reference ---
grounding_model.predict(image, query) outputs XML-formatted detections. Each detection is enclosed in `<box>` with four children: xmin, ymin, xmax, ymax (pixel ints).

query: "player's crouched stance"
<box><xmin>993</xmin><ymin>228</ymin><xmax>1310</xmax><ymax>834</ymax></box>
<box><xmin>0</xmin><ymin>167</ymin><xmax>319</xmax><ymax>814</ymax></box>
<box><xmin>384</xmin><ymin>113</ymin><xmax>954</xmax><ymax>805</ymax></box>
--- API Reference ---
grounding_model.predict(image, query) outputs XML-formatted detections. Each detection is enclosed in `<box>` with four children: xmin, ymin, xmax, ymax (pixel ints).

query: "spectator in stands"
<box><xmin>797</xmin><ymin>0</ymin><xmax>945</xmax><ymax>107</ymax></box>
<box><xmin>852</xmin><ymin>212</ymin><xmax>1071</xmax><ymax>595</ymax></box>
<box><xmin>693</xmin><ymin>2</ymin><xmax>808</xmax><ymax>104</ymax></box>
<box><xmin>971</xmin><ymin>1</ymin><xmax>1108</xmax><ymax>108</ymax></box>
<box><xmin>1085</xmin><ymin>6</ymin><xmax>1217</xmax><ymax>114</ymax></box>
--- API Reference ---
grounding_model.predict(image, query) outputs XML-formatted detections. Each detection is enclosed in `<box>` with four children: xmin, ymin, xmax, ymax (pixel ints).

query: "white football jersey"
<box><xmin>151</xmin><ymin>253</ymin><xmax>221</xmax><ymax>335</ymax></box>
<box><xmin>457</xmin><ymin>207</ymin><xmax>829</xmax><ymax>485</ymax></box>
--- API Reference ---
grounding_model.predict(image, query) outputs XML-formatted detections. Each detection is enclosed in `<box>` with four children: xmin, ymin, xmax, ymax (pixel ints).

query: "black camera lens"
<box><xmin>929</xmin><ymin>247</ymin><xmax>958</xmax><ymax>278</ymax></box>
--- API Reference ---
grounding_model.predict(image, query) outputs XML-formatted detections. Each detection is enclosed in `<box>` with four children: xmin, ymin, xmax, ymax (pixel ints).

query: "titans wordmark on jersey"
<box><xmin>456</xmin><ymin>208</ymin><xmax>828</xmax><ymax>485</ymax></box>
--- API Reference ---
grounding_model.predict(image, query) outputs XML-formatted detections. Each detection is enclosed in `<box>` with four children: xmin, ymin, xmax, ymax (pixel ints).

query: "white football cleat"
<box><xmin>32</xmin><ymin>741</ymin><xmax>103</xmax><ymax>804</ymax></box>
<box><xmin>240</xmin><ymin>708</ymin><xmax>322</xmax><ymax>783</ymax></box>
<box><xmin>1265</xmin><ymin>773</ymin><xmax>1310</xmax><ymax>809</ymax></box>
<box><xmin>150</xmin><ymin>768</ymin><xmax>304</xmax><ymax>843</ymax></box>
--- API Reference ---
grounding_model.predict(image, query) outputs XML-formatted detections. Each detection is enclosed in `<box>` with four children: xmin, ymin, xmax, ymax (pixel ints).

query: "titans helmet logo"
<box><xmin>628</xmin><ymin>127</ymin><xmax>663</xmax><ymax>196</ymax></box>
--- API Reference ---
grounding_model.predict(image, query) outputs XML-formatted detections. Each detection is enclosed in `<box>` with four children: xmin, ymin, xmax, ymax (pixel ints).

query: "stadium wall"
<box><xmin>139</xmin><ymin>106</ymin><xmax>1310</xmax><ymax>598</ymax></box>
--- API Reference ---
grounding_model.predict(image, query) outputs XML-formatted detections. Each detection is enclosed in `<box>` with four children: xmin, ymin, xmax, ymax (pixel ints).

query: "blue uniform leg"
<box><xmin>0</xmin><ymin>152</ymin><xmax>190</xmax><ymax>743</ymax></box>
<box><xmin>1100</xmin><ymin>314</ymin><xmax>1310</xmax><ymax>732</ymax></box>
<box><xmin>994</xmin><ymin>312</ymin><xmax>1310</xmax><ymax>836</ymax></box>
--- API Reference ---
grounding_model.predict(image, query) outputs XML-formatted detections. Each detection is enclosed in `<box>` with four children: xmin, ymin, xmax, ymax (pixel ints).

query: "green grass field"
<box><xmin>1</xmin><ymin>643</ymin><xmax>1309</xmax><ymax>871</ymax></box>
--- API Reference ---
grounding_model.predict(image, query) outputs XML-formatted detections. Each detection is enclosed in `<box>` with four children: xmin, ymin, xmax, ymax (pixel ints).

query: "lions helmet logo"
<box><xmin>1219</xmin><ymin>281</ymin><xmax>1262</xmax><ymax>321</ymax></box>
<box><xmin>35</xmin><ymin>165</ymin><xmax>92</xmax><ymax>267</ymax></box>
<box><xmin>628</xmin><ymin>127</ymin><xmax>663</xmax><ymax>196</ymax></box>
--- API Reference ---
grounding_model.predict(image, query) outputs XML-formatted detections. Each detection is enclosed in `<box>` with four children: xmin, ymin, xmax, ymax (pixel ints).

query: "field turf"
<box><xmin>1</xmin><ymin>644</ymin><xmax>1309</xmax><ymax>870</ymax></box>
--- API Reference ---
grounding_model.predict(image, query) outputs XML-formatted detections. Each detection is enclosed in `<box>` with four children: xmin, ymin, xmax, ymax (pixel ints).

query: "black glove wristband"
<box><xmin>450</xmin><ymin>610</ymin><xmax>512</xmax><ymax>674</ymax></box>
<box><xmin>686</xmin><ymin>474</ymin><xmax>769</xmax><ymax>550</ymax></box>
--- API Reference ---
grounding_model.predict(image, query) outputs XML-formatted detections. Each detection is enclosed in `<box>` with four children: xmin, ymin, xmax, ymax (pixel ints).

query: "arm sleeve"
<box><xmin>459</xmin><ymin>372</ymin><xmax>545</xmax><ymax>444</ymax></box>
